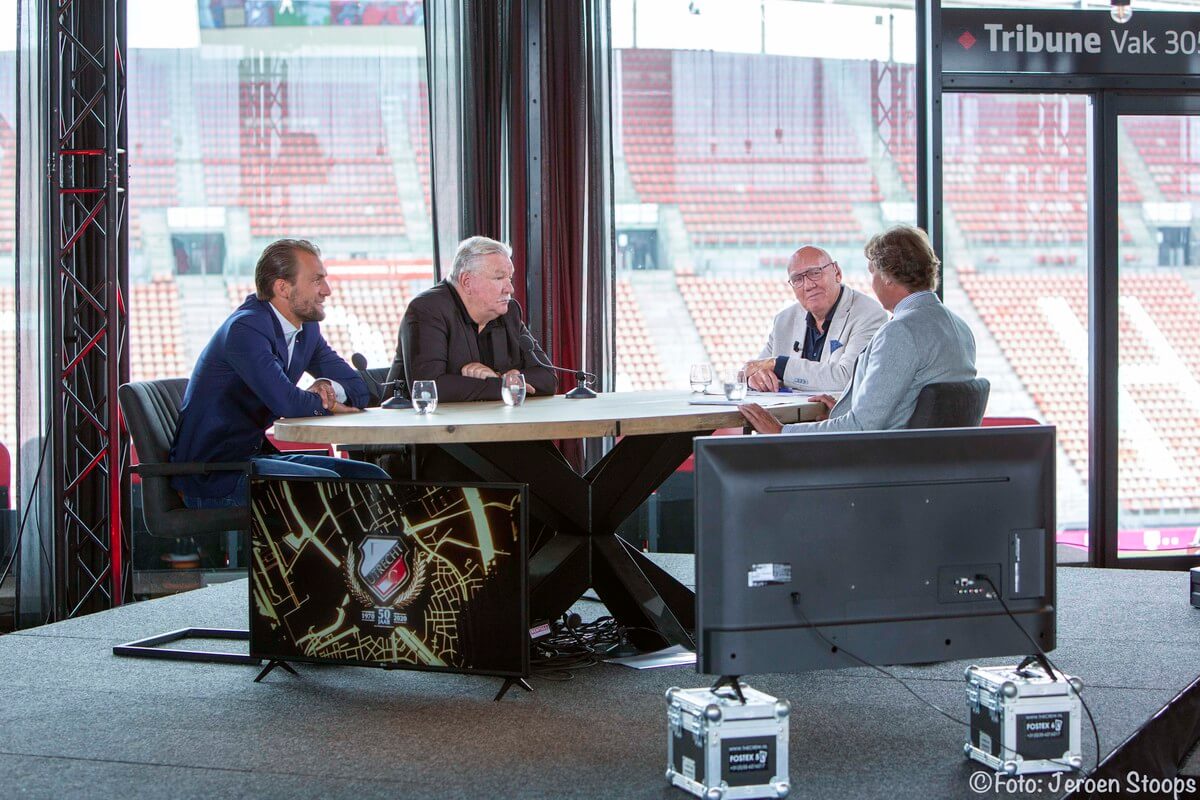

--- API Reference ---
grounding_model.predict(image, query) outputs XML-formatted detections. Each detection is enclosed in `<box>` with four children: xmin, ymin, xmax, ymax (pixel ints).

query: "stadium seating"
<box><xmin>1121</xmin><ymin>117</ymin><xmax>1200</xmax><ymax>202</ymax></box>
<box><xmin>615</xmin><ymin>280</ymin><xmax>667</xmax><ymax>390</ymax></box>
<box><xmin>129</xmin><ymin>275</ymin><xmax>188</xmax><ymax>381</ymax></box>
<box><xmin>125</xmin><ymin>53</ymin><xmax>184</xmax><ymax>249</ymax></box>
<box><xmin>128</xmin><ymin>53</ymin><xmax>180</xmax><ymax>214</ymax></box>
<box><xmin>676</xmin><ymin>274</ymin><xmax>791</xmax><ymax>374</ymax></box>
<box><xmin>406</xmin><ymin>81</ymin><xmax>432</xmax><ymax>216</ymax></box>
<box><xmin>198</xmin><ymin>76</ymin><xmax>406</xmax><ymax>238</ymax></box>
<box><xmin>942</xmin><ymin>96</ymin><xmax>1140</xmax><ymax>245</ymax></box>
<box><xmin>960</xmin><ymin>267</ymin><xmax>1200</xmax><ymax>512</ymax></box>
<box><xmin>0</xmin><ymin>57</ymin><xmax>14</xmax><ymax>255</ymax></box>
<box><xmin>619</xmin><ymin>50</ymin><xmax>879</xmax><ymax>247</ymax></box>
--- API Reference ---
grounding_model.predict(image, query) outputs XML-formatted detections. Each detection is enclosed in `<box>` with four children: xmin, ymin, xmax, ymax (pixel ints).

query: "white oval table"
<box><xmin>274</xmin><ymin>390</ymin><xmax>822</xmax><ymax>650</ymax></box>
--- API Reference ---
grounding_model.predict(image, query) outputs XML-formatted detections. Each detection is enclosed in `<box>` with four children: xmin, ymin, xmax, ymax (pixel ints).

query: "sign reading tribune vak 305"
<box><xmin>943</xmin><ymin>9</ymin><xmax>1200</xmax><ymax>75</ymax></box>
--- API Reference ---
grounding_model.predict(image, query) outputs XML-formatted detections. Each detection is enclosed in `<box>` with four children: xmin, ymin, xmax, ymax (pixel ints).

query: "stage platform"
<box><xmin>2</xmin><ymin>557</ymin><xmax>1199</xmax><ymax>799</ymax></box>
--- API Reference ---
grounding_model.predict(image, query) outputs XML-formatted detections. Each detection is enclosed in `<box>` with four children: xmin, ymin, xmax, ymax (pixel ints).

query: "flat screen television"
<box><xmin>249</xmin><ymin>477</ymin><xmax>528</xmax><ymax>678</ymax></box>
<box><xmin>695</xmin><ymin>426</ymin><xmax>1056</xmax><ymax>676</ymax></box>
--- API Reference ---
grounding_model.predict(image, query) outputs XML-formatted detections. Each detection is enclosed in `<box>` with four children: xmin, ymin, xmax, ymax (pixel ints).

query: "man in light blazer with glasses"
<box><xmin>739</xmin><ymin>226</ymin><xmax>977</xmax><ymax>435</ymax></box>
<box><xmin>744</xmin><ymin>245</ymin><xmax>888</xmax><ymax>394</ymax></box>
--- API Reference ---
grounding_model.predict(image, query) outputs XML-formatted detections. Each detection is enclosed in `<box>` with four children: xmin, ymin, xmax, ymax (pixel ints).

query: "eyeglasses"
<box><xmin>786</xmin><ymin>262</ymin><xmax>837</xmax><ymax>287</ymax></box>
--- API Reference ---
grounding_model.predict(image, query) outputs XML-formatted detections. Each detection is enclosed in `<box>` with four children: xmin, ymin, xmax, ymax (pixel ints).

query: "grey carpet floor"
<box><xmin>2</xmin><ymin>557</ymin><xmax>1198</xmax><ymax>800</ymax></box>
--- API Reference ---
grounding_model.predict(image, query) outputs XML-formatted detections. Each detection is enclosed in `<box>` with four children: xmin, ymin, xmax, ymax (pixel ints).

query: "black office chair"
<box><xmin>905</xmin><ymin>378</ymin><xmax>991</xmax><ymax>429</ymax></box>
<box><xmin>114</xmin><ymin>378</ymin><xmax>259</xmax><ymax>665</ymax></box>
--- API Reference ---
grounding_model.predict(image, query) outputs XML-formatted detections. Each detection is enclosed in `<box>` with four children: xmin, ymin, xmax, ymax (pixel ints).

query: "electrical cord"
<box><xmin>796</xmin><ymin>584</ymin><xmax>1096</xmax><ymax>777</ymax></box>
<box><xmin>0</xmin><ymin>422</ymin><xmax>54</xmax><ymax>592</ymax></box>
<box><xmin>530</xmin><ymin>615</ymin><xmax>664</xmax><ymax>680</ymax></box>
<box><xmin>975</xmin><ymin>574</ymin><xmax>1101</xmax><ymax>775</ymax></box>
<box><xmin>796</xmin><ymin>587</ymin><xmax>1099</xmax><ymax>777</ymax></box>
<box><xmin>789</xmin><ymin>591</ymin><xmax>972</xmax><ymax>727</ymax></box>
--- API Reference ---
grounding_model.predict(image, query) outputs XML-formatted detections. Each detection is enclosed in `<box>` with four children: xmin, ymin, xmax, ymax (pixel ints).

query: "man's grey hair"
<box><xmin>449</xmin><ymin>236</ymin><xmax>512</xmax><ymax>284</ymax></box>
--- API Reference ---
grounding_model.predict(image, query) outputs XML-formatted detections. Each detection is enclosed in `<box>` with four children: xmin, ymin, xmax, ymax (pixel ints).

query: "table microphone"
<box><xmin>351</xmin><ymin>353</ymin><xmax>407</xmax><ymax>409</ymax></box>
<box><xmin>519</xmin><ymin>331</ymin><xmax>598</xmax><ymax>399</ymax></box>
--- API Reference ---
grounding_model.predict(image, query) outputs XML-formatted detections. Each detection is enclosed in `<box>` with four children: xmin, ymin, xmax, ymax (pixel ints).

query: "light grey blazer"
<box><xmin>782</xmin><ymin>291</ymin><xmax>977</xmax><ymax>434</ymax></box>
<box><xmin>757</xmin><ymin>286</ymin><xmax>888</xmax><ymax>392</ymax></box>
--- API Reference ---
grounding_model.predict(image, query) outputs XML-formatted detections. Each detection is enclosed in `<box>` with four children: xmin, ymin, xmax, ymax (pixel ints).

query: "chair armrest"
<box><xmin>133</xmin><ymin>461</ymin><xmax>250</xmax><ymax>477</ymax></box>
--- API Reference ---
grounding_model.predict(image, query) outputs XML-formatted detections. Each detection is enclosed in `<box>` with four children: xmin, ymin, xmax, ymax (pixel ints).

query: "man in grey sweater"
<box><xmin>739</xmin><ymin>226</ymin><xmax>976</xmax><ymax>434</ymax></box>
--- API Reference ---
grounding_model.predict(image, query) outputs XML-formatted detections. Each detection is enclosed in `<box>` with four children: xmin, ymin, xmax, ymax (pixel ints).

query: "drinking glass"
<box><xmin>722</xmin><ymin>368</ymin><xmax>747</xmax><ymax>402</ymax></box>
<box><xmin>689</xmin><ymin>363</ymin><xmax>713</xmax><ymax>393</ymax></box>
<box><xmin>501</xmin><ymin>372</ymin><xmax>527</xmax><ymax>407</ymax></box>
<box><xmin>411</xmin><ymin>380</ymin><xmax>438</xmax><ymax>414</ymax></box>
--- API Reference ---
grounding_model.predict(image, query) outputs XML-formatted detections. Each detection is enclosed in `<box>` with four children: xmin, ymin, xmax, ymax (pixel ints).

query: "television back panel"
<box><xmin>695</xmin><ymin>426</ymin><xmax>1056</xmax><ymax>675</ymax></box>
<box><xmin>250</xmin><ymin>477</ymin><xmax>528</xmax><ymax>678</ymax></box>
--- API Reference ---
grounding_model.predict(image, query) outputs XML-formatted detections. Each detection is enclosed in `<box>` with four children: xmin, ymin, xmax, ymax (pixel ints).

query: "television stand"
<box><xmin>710</xmin><ymin>675</ymin><xmax>747</xmax><ymax>705</ymax></box>
<box><xmin>253</xmin><ymin>659</ymin><xmax>298</xmax><ymax>682</ymax></box>
<box><xmin>494</xmin><ymin>677</ymin><xmax>534</xmax><ymax>701</ymax></box>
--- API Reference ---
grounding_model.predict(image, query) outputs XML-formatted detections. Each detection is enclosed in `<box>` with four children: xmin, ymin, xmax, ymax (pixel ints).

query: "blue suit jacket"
<box><xmin>170</xmin><ymin>295</ymin><xmax>368</xmax><ymax>498</ymax></box>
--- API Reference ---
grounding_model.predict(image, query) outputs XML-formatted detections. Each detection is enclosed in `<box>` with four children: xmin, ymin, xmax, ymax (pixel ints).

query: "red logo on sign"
<box><xmin>958</xmin><ymin>31</ymin><xmax>977</xmax><ymax>50</ymax></box>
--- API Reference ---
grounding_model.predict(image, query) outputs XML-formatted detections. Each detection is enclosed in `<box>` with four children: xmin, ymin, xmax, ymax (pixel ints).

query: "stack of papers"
<box><xmin>688</xmin><ymin>391</ymin><xmax>803</xmax><ymax>407</ymax></box>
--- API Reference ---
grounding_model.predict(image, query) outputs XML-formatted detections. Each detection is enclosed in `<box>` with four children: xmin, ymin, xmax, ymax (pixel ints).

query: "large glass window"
<box><xmin>1</xmin><ymin>25</ymin><xmax>14</xmax><ymax>611</ymax></box>
<box><xmin>127</xmin><ymin>4</ymin><xmax>432</xmax><ymax>589</ymax></box>
<box><xmin>1117</xmin><ymin>113</ymin><xmax>1200</xmax><ymax>560</ymax></box>
<box><xmin>941</xmin><ymin>93</ymin><xmax>1090</xmax><ymax>564</ymax></box>
<box><xmin>608</xmin><ymin>0</ymin><xmax>915</xmax><ymax>552</ymax></box>
<box><xmin>610</xmin><ymin>0</ymin><xmax>916</xmax><ymax>392</ymax></box>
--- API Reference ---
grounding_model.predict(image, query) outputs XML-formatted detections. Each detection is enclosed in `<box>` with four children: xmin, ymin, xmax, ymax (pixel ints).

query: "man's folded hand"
<box><xmin>743</xmin><ymin>357</ymin><xmax>775</xmax><ymax>377</ymax></box>
<box><xmin>461</xmin><ymin>362</ymin><xmax>500</xmax><ymax>380</ymax></box>
<box><xmin>748</xmin><ymin>369</ymin><xmax>781</xmax><ymax>392</ymax></box>
<box><xmin>307</xmin><ymin>380</ymin><xmax>336</xmax><ymax>410</ymax></box>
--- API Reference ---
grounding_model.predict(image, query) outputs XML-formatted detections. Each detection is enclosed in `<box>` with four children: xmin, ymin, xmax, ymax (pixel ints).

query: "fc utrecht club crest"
<box><xmin>354</xmin><ymin>535</ymin><xmax>423</xmax><ymax>606</ymax></box>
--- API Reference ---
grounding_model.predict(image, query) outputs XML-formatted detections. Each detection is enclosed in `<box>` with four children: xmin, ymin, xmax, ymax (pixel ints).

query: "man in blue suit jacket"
<box><xmin>170</xmin><ymin>239</ymin><xmax>388</xmax><ymax>507</ymax></box>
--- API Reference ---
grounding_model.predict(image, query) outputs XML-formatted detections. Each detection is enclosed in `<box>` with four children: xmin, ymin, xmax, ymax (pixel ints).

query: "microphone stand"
<box><xmin>351</xmin><ymin>353</ymin><xmax>407</xmax><ymax>409</ymax></box>
<box><xmin>379</xmin><ymin>383</ymin><xmax>408</xmax><ymax>409</ymax></box>
<box><xmin>520</xmin><ymin>333</ymin><xmax>597</xmax><ymax>399</ymax></box>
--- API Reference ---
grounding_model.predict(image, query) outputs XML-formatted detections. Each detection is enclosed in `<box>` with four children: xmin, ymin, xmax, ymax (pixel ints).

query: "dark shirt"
<box><xmin>387</xmin><ymin>281</ymin><xmax>557</xmax><ymax>402</ymax></box>
<box><xmin>774</xmin><ymin>286</ymin><xmax>844</xmax><ymax>380</ymax></box>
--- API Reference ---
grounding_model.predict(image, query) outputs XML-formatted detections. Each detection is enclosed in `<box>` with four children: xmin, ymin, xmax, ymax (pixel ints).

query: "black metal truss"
<box><xmin>47</xmin><ymin>0</ymin><xmax>130</xmax><ymax>617</ymax></box>
<box><xmin>871</xmin><ymin>59</ymin><xmax>913</xmax><ymax>163</ymax></box>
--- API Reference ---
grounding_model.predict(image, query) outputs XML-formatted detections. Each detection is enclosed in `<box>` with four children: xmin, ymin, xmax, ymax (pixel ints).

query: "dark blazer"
<box><xmin>387</xmin><ymin>281</ymin><xmax>557</xmax><ymax>402</ymax></box>
<box><xmin>170</xmin><ymin>295</ymin><xmax>368</xmax><ymax>498</ymax></box>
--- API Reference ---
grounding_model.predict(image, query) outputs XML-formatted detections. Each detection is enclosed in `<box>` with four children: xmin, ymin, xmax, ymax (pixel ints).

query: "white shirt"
<box><xmin>267</xmin><ymin>302</ymin><xmax>346</xmax><ymax>403</ymax></box>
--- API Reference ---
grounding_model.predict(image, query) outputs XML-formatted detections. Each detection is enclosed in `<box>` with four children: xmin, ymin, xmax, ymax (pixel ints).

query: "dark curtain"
<box><xmin>426</xmin><ymin>0</ymin><xmax>614</xmax><ymax>391</ymax></box>
<box><xmin>425</xmin><ymin>0</ymin><xmax>615</xmax><ymax>438</ymax></box>
<box><xmin>425</xmin><ymin>0</ymin><xmax>518</xmax><ymax>293</ymax></box>
<box><xmin>537</xmin><ymin>0</ymin><xmax>614</xmax><ymax>392</ymax></box>
<box><xmin>460</xmin><ymin>0</ymin><xmax>507</xmax><ymax>243</ymax></box>
<box><xmin>423</xmin><ymin>0</ymin><xmax>464</xmax><ymax>279</ymax></box>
